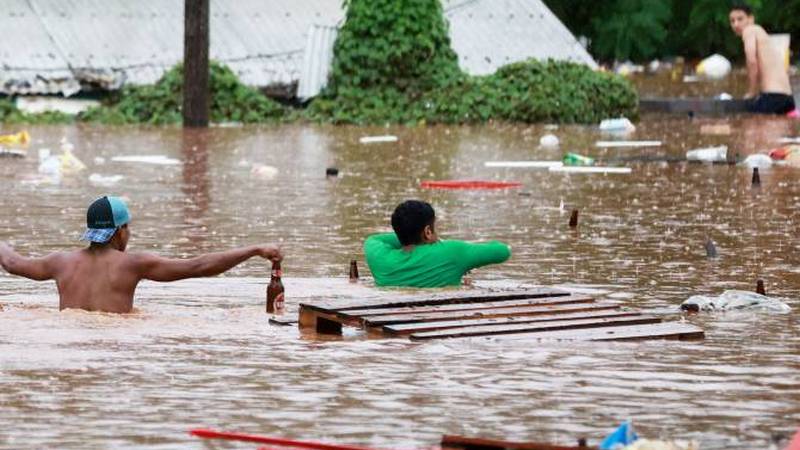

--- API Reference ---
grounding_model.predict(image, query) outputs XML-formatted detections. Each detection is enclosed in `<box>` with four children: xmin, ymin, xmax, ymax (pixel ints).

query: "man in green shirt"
<box><xmin>364</xmin><ymin>200</ymin><xmax>511</xmax><ymax>287</ymax></box>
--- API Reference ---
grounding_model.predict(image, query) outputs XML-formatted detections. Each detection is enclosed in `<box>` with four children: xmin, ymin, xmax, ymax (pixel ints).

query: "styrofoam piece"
<box><xmin>111</xmin><ymin>155</ymin><xmax>181</xmax><ymax>165</ymax></box>
<box><xmin>549</xmin><ymin>166</ymin><xmax>632</xmax><ymax>174</ymax></box>
<box><xmin>359</xmin><ymin>135</ymin><xmax>398</xmax><ymax>144</ymax></box>
<box><xmin>778</xmin><ymin>137</ymin><xmax>800</xmax><ymax>144</ymax></box>
<box><xmin>595</xmin><ymin>140</ymin><xmax>662</xmax><ymax>148</ymax></box>
<box><xmin>484</xmin><ymin>161</ymin><xmax>564</xmax><ymax>168</ymax></box>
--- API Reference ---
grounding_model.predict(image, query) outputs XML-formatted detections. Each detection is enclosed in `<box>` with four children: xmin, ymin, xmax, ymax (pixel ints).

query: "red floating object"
<box><xmin>420</xmin><ymin>180</ymin><xmax>522</xmax><ymax>190</ymax></box>
<box><xmin>190</xmin><ymin>429</ymin><xmax>379</xmax><ymax>450</ymax></box>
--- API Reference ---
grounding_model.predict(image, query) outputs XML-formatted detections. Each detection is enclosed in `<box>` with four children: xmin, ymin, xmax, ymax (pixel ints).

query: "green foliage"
<box><xmin>81</xmin><ymin>62</ymin><xmax>285</xmax><ymax>124</ymax></box>
<box><xmin>309</xmin><ymin>0</ymin><xmax>637</xmax><ymax>124</ymax></box>
<box><xmin>328</xmin><ymin>0</ymin><xmax>462</xmax><ymax>96</ymax></box>
<box><xmin>0</xmin><ymin>97</ymin><xmax>74</xmax><ymax>124</ymax></box>
<box><xmin>591</xmin><ymin>0</ymin><xmax>672</xmax><ymax>61</ymax></box>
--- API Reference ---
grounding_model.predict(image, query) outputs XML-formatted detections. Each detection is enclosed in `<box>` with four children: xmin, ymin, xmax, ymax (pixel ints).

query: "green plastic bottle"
<box><xmin>562</xmin><ymin>152</ymin><xmax>595</xmax><ymax>166</ymax></box>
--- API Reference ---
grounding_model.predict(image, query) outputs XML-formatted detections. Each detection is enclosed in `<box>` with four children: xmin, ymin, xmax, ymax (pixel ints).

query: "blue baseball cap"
<box><xmin>80</xmin><ymin>196</ymin><xmax>131</xmax><ymax>243</ymax></box>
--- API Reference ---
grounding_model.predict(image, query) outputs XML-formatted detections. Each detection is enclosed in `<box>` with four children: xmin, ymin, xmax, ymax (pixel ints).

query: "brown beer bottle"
<box><xmin>349</xmin><ymin>259</ymin><xmax>359</xmax><ymax>282</ymax></box>
<box><xmin>266</xmin><ymin>261</ymin><xmax>284</xmax><ymax>314</ymax></box>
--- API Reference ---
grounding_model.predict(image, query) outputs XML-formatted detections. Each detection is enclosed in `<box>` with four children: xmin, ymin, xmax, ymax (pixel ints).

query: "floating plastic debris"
<box><xmin>420</xmin><ymin>180</ymin><xmax>522</xmax><ymax>189</ymax></box>
<box><xmin>622</xmin><ymin>440</ymin><xmax>699</xmax><ymax>450</ymax></box>
<box><xmin>562</xmin><ymin>152</ymin><xmax>595</xmax><ymax>166</ymax></box>
<box><xmin>741</xmin><ymin>154</ymin><xmax>773</xmax><ymax>168</ymax></box>
<box><xmin>484</xmin><ymin>161</ymin><xmax>563</xmax><ymax>168</ymax></box>
<box><xmin>550</xmin><ymin>166</ymin><xmax>632</xmax><ymax>174</ymax></box>
<box><xmin>599</xmin><ymin>117</ymin><xmax>636</xmax><ymax>134</ymax></box>
<box><xmin>539</xmin><ymin>134</ymin><xmax>559</xmax><ymax>148</ymax></box>
<box><xmin>251</xmin><ymin>164</ymin><xmax>279</xmax><ymax>179</ymax></box>
<box><xmin>0</xmin><ymin>130</ymin><xmax>29</xmax><ymax>147</ymax></box>
<box><xmin>696</xmin><ymin>54</ymin><xmax>731</xmax><ymax>79</ymax></box>
<box><xmin>111</xmin><ymin>155</ymin><xmax>181</xmax><ymax>165</ymax></box>
<box><xmin>595</xmin><ymin>140</ymin><xmax>661</xmax><ymax>148</ymax></box>
<box><xmin>359</xmin><ymin>135</ymin><xmax>398</xmax><ymax>144</ymax></box>
<box><xmin>681</xmin><ymin>290</ymin><xmax>791</xmax><ymax>313</ymax></box>
<box><xmin>686</xmin><ymin>145</ymin><xmax>727</xmax><ymax>163</ymax></box>
<box><xmin>88</xmin><ymin>173</ymin><xmax>124</xmax><ymax>187</ymax></box>
<box><xmin>601</xmin><ymin>420</ymin><xmax>638</xmax><ymax>450</ymax></box>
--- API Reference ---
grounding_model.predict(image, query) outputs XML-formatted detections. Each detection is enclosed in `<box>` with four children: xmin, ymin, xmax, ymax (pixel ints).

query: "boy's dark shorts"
<box><xmin>747</xmin><ymin>93</ymin><xmax>796</xmax><ymax>115</ymax></box>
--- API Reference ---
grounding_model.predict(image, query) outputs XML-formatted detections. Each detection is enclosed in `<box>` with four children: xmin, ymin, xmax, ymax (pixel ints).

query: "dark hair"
<box><xmin>391</xmin><ymin>200</ymin><xmax>435</xmax><ymax>246</ymax></box>
<box><xmin>730</xmin><ymin>2</ymin><xmax>753</xmax><ymax>15</ymax></box>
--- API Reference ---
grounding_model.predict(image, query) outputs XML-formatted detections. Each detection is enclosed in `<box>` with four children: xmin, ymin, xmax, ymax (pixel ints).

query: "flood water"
<box><xmin>1</xmin><ymin>116</ymin><xmax>799</xmax><ymax>449</ymax></box>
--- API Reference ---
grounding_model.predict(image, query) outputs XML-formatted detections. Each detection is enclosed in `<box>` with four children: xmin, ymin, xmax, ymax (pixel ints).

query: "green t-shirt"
<box><xmin>363</xmin><ymin>233</ymin><xmax>511</xmax><ymax>287</ymax></box>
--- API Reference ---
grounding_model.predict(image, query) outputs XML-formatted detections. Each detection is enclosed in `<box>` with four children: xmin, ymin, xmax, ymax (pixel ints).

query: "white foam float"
<box><xmin>111</xmin><ymin>155</ymin><xmax>181</xmax><ymax>165</ymax></box>
<box><xmin>359</xmin><ymin>135</ymin><xmax>398</xmax><ymax>144</ymax></box>
<box><xmin>778</xmin><ymin>137</ymin><xmax>800</xmax><ymax>144</ymax></box>
<box><xmin>595</xmin><ymin>140</ymin><xmax>662</xmax><ymax>148</ymax></box>
<box><xmin>549</xmin><ymin>166</ymin><xmax>632</xmax><ymax>174</ymax></box>
<box><xmin>484</xmin><ymin>161</ymin><xmax>563</xmax><ymax>168</ymax></box>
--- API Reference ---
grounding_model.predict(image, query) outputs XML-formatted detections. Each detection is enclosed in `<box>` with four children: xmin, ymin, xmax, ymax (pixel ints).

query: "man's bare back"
<box><xmin>742</xmin><ymin>24</ymin><xmax>791</xmax><ymax>96</ymax></box>
<box><xmin>0</xmin><ymin>196</ymin><xmax>282</xmax><ymax>314</ymax></box>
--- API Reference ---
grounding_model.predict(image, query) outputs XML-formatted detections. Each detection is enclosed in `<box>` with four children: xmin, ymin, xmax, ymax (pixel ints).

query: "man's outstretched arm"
<box><xmin>134</xmin><ymin>244</ymin><xmax>282</xmax><ymax>282</ymax></box>
<box><xmin>0</xmin><ymin>243</ymin><xmax>61</xmax><ymax>281</ymax></box>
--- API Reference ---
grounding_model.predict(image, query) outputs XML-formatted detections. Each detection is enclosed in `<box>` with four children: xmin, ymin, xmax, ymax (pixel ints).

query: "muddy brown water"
<box><xmin>1</xmin><ymin>117</ymin><xmax>799</xmax><ymax>449</ymax></box>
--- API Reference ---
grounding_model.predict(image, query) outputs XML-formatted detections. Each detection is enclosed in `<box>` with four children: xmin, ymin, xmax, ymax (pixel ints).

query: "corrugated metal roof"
<box><xmin>297</xmin><ymin>25</ymin><xmax>338</xmax><ymax>100</ymax></box>
<box><xmin>444</xmin><ymin>0</ymin><xmax>597</xmax><ymax>74</ymax></box>
<box><xmin>1</xmin><ymin>0</ymin><xmax>593</xmax><ymax>96</ymax></box>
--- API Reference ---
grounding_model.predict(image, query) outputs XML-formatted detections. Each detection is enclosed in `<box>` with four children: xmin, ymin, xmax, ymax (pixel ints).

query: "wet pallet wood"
<box><xmin>297</xmin><ymin>289</ymin><xmax>704</xmax><ymax>341</ymax></box>
<box><xmin>380</xmin><ymin>308</ymin><xmax>640</xmax><ymax>336</ymax></box>
<box><xmin>442</xmin><ymin>434</ymin><xmax>596</xmax><ymax>450</ymax></box>
<box><xmin>457</xmin><ymin>322</ymin><xmax>705</xmax><ymax>342</ymax></box>
<box><xmin>408</xmin><ymin>315</ymin><xmax>663</xmax><ymax>341</ymax></box>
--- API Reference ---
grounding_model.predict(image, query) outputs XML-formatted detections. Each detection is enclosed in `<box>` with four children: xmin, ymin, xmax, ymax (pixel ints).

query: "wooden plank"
<box><xmin>442</xmin><ymin>434</ymin><xmax>595</xmax><ymax>450</ymax></box>
<box><xmin>333</xmin><ymin>288</ymin><xmax>569</xmax><ymax>311</ymax></box>
<box><xmin>381</xmin><ymin>309</ymin><xmax>639</xmax><ymax>336</ymax></box>
<box><xmin>409</xmin><ymin>315</ymin><xmax>662</xmax><ymax>341</ymax></box>
<box><xmin>342</xmin><ymin>295</ymin><xmax>594</xmax><ymax>317</ymax></box>
<box><xmin>298</xmin><ymin>305</ymin><xmax>346</xmax><ymax>334</ymax></box>
<box><xmin>362</xmin><ymin>300</ymin><xmax>606</xmax><ymax>327</ymax></box>
<box><xmin>639</xmin><ymin>97</ymin><xmax>749</xmax><ymax>114</ymax></box>
<box><xmin>429</xmin><ymin>322</ymin><xmax>705</xmax><ymax>342</ymax></box>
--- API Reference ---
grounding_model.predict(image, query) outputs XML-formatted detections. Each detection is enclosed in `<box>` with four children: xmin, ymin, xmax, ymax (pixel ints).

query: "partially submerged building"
<box><xmin>1</xmin><ymin>0</ymin><xmax>595</xmax><ymax>99</ymax></box>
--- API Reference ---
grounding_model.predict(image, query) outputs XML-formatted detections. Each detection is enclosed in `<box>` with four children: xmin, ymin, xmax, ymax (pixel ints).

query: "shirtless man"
<box><xmin>729</xmin><ymin>4</ymin><xmax>795</xmax><ymax>114</ymax></box>
<box><xmin>0</xmin><ymin>196</ymin><xmax>282</xmax><ymax>313</ymax></box>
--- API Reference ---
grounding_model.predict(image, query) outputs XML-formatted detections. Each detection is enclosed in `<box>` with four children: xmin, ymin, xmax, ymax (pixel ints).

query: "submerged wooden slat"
<box><xmin>268</xmin><ymin>317</ymin><xmax>298</xmax><ymax>326</ymax></box>
<box><xmin>381</xmin><ymin>309</ymin><xmax>639</xmax><ymax>336</ymax></box>
<box><xmin>361</xmin><ymin>300</ymin><xmax>603</xmax><ymax>326</ymax></box>
<box><xmin>430</xmin><ymin>322</ymin><xmax>706</xmax><ymax>342</ymax></box>
<box><xmin>409</xmin><ymin>315</ymin><xmax>662</xmax><ymax>341</ymax></box>
<box><xmin>343</xmin><ymin>295</ymin><xmax>594</xmax><ymax>317</ymax></box>
<box><xmin>442</xmin><ymin>434</ymin><xmax>596</xmax><ymax>450</ymax></box>
<box><xmin>333</xmin><ymin>288</ymin><xmax>569</xmax><ymax>311</ymax></box>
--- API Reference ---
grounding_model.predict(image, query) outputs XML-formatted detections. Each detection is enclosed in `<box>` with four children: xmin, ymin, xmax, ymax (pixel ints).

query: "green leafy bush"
<box><xmin>308</xmin><ymin>0</ymin><xmax>637</xmax><ymax>125</ymax></box>
<box><xmin>81</xmin><ymin>62</ymin><xmax>285</xmax><ymax>124</ymax></box>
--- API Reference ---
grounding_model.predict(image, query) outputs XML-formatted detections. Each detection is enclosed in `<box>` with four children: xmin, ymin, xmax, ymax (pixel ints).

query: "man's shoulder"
<box><xmin>744</xmin><ymin>24</ymin><xmax>767</xmax><ymax>37</ymax></box>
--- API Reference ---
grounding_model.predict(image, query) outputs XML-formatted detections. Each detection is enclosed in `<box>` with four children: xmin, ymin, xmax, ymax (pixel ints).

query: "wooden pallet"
<box><xmin>297</xmin><ymin>289</ymin><xmax>704</xmax><ymax>341</ymax></box>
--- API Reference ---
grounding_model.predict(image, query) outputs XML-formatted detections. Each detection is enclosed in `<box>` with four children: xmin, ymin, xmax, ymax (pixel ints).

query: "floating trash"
<box><xmin>550</xmin><ymin>166</ymin><xmax>632</xmax><ymax>174</ymax></box>
<box><xmin>622</xmin><ymin>440</ymin><xmax>699</xmax><ymax>450</ymax></box>
<box><xmin>539</xmin><ymin>133</ymin><xmax>559</xmax><ymax>148</ymax></box>
<box><xmin>741</xmin><ymin>154</ymin><xmax>773</xmax><ymax>168</ymax></box>
<box><xmin>686</xmin><ymin>145</ymin><xmax>727</xmax><ymax>163</ymax></box>
<box><xmin>700</xmin><ymin>124</ymin><xmax>732</xmax><ymax>136</ymax></box>
<box><xmin>420</xmin><ymin>180</ymin><xmax>522</xmax><ymax>189</ymax></box>
<box><xmin>563</xmin><ymin>152</ymin><xmax>595</xmax><ymax>166</ymax></box>
<box><xmin>250</xmin><ymin>164</ymin><xmax>279</xmax><ymax>179</ymax></box>
<box><xmin>601</xmin><ymin>420</ymin><xmax>638</xmax><ymax>450</ymax></box>
<box><xmin>484</xmin><ymin>161</ymin><xmax>563</xmax><ymax>169</ymax></box>
<box><xmin>696</xmin><ymin>53</ymin><xmax>731</xmax><ymax>79</ymax></box>
<box><xmin>88</xmin><ymin>173</ymin><xmax>124</xmax><ymax>187</ymax></box>
<box><xmin>111</xmin><ymin>155</ymin><xmax>181</xmax><ymax>165</ymax></box>
<box><xmin>595</xmin><ymin>140</ymin><xmax>661</xmax><ymax>148</ymax></box>
<box><xmin>0</xmin><ymin>148</ymin><xmax>26</xmax><ymax>158</ymax></box>
<box><xmin>0</xmin><ymin>130</ymin><xmax>30</xmax><ymax>147</ymax></box>
<box><xmin>359</xmin><ymin>135</ymin><xmax>398</xmax><ymax>144</ymax></box>
<box><xmin>681</xmin><ymin>290</ymin><xmax>791</xmax><ymax>313</ymax></box>
<box><xmin>599</xmin><ymin>117</ymin><xmax>636</xmax><ymax>134</ymax></box>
